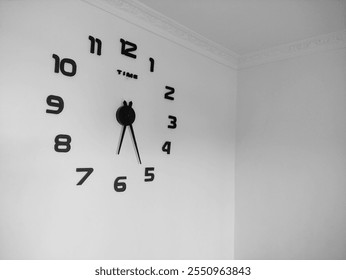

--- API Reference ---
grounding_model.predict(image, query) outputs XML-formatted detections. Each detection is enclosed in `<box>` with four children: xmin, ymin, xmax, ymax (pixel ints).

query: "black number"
<box><xmin>54</xmin><ymin>134</ymin><xmax>71</xmax><ymax>152</ymax></box>
<box><xmin>52</xmin><ymin>54</ymin><xmax>77</xmax><ymax>77</ymax></box>
<box><xmin>114</xmin><ymin>176</ymin><xmax>127</xmax><ymax>192</ymax></box>
<box><xmin>168</xmin><ymin>115</ymin><xmax>177</xmax><ymax>129</ymax></box>
<box><xmin>162</xmin><ymin>141</ymin><xmax>171</xmax><ymax>154</ymax></box>
<box><xmin>120</xmin><ymin>38</ymin><xmax>137</xmax><ymax>59</ymax></box>
<box><xmin>89</xmin><ymin>35</ymin><xmax>102</xmax><ymax>55</ymax></box>
<box><xmin>76</xmin><ymin>168</ymin><xmax>94</xmax><ymax>185</ymax></box>
<box><xmin>144</xmin><ymin>167</ymin><xmax>155</xmax><ymax>182</ymax></box>
<box><xmin>149</xmin><ymin>57</ymin><xmax>155</xmax><ymax>72</ymax></box>
<box><xmin>46</xmin><ymin>95</ymin><xmax>64</xmax><ymax>114</ymax></box>
<box><xmin>164</xmin><ymin>86</ymin><xmax>175</xmax><ymax>100</ymax></box>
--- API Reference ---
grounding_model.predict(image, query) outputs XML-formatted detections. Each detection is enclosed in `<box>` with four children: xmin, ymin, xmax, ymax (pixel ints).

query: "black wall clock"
<box><xmin>46</xmin><ymin>36</ymin><xmax>177</xmax><ymax>192</ymax></box>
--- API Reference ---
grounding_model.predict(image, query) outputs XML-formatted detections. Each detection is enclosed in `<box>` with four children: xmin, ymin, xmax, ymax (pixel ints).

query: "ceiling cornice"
<box><xmin>81</xmin><ymin>0</ymin><xmax>239</xmax><ymax>69</ymax></box>
<box><xmin>239</xmin><ymin>29</ymin><xmax>346</xmax><ymax>69</ymax></box>
<box><xmin>82</xmin><ymin>0</ymin><xmax>346</xmax><ymax>70</ymax></box>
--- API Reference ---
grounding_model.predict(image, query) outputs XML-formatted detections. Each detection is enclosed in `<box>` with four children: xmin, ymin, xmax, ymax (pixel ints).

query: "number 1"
<box><xmin>149</xmin><ymin>57</ymin><xmax>155</xmax><ymax>72</ymax></box>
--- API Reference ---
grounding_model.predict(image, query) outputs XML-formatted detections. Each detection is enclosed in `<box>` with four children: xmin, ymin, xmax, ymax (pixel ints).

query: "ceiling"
<box><xmin>136</xmin><ymin>0</ymin><xmax>346</xmax><ymax>55</ymax></box>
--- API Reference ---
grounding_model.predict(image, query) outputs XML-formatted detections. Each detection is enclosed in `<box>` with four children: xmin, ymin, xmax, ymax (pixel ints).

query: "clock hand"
<box><xmin>117</xmin><ymin>124</ymin><xmax>127</xmax><ymax>155</ymax></box>
<box><xmin>115</xmin><ymin>100</ymin><xmax>142</xmax><ymax>164</ymax></box>
<box><xmin>129</xmin><ymin>124</ymin><xmax>142</xmax><ymax>164</ymax></box>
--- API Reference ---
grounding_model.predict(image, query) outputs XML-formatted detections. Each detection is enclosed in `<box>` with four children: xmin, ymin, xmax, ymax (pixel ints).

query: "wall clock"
<box><xmin>47</xmin><ymin>36</ymin><xmax>177</xmax><ymax>192</ymax></box>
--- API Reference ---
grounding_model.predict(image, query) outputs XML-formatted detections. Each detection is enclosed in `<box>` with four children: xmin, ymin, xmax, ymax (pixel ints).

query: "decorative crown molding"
<box><xmin>239</xmin><ymin>29</ymin><xmax>346</xmax><ymax>69</ymax></box>
<box><xmin>81</xmin><ymin>0</ymin><xmax>239</xmax><ymax>69</ymax></box>
<box><xmin>82</xmin><ymin>0</ymin><xmax>346</xmax><ymax>70</ymax></box>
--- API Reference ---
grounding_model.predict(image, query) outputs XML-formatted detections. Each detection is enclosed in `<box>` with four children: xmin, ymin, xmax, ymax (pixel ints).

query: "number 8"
<box><xmin>54</xmin><ymin>134</ymin><xmax>72</xmax><ymax>152</ymax></box>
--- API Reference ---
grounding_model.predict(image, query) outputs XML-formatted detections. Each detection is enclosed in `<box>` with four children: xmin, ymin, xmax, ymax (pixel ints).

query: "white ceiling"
<box><xmin>136</xmin><ymin>0</ymin><xmax>346</xmax><ymax>55</ymax></box>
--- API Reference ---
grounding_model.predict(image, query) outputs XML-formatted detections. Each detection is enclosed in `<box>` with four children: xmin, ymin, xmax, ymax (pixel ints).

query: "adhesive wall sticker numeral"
<box><xmin>168</xmin><ymin>115</ymin><xmax>177</xmax><ymax>129</ymax></box>
<box><xmin>144</xmin><ymin>167</ymin><xmax>155</xmax><ymax>182</ymax></box>
<box><xmin>162</xmin><ymin>141</ymin><xmax>171</xmax><ymax>154</ymax></box>
<box><xmin>76</xmin><ymin>168</ymin><xmax>94</xmax><ymax>185</ymax></box>
<box><xmin>164</xmin><ymin>86</ymin><xmax>175</xmax><ymax>100</ymax></box>
<box><xmin>120</xmin><ymin>38</ymin><xmax>137</xmax><ymax>59</ymax></box>
<box><xmin>54</xmin><ymin>134</ymin><xmax>72</xmax><ymax>153</ymax></box>
<box><xmin>52</xmin><ymin>54</ymin><xmax>77</xmax><ymax>77</ymax></box>
<box><xmin>149</xmin><ymin>57</ymin><xmax>155</xmax><ymax>72</ymax></box>
<box><xmin>46</xmin><ymin>95</ymin><xmax>64</xmax><ymax>114</ymax></box>
<box><xmin>89</xmin><ymin>35</ymin><xmax>102</xmax><ymax>55</ymax></box>
<box><xmin>0</xmin><ymin>2</ymin><xmax>238</xmax><ymax>261</ymax></box>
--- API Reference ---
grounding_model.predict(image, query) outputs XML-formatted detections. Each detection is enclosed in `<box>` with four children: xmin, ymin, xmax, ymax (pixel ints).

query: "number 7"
<box><xmin>76</xmin><ymin>168</ymin><xmax>94</xmax><ymax>185</ymax></box>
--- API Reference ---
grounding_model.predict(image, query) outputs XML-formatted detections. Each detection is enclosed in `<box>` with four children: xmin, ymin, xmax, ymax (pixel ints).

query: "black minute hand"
<box><xmin>117</xmin><ymin>124</ymin><xmax>127</xmax><ymax>155</ymax></box>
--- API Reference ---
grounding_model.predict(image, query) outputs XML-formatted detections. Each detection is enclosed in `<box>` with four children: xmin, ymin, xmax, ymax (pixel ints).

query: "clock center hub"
<box><xmin>116</xmin><ymin>101</ymin><xmax>136</xmax><ymax>126</ymax></box>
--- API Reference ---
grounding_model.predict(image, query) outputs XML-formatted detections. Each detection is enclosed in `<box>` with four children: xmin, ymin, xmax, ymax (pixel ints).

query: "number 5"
<box><xmin>144</xmin><ymin>167</ymin><xmax>155</xmax><ymax>182</ymax></box>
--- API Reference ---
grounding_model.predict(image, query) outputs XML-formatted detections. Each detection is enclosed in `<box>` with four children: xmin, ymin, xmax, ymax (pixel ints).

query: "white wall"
<box><xmin>235</xmin><ymin>48</ymin><xmax>346</xmax><ymax>259</ymax></box>
<box><xmin>3</xmin><ymin>0</ymin><xmax>344</xmax><ymax>261</ymax></box>
<box><xmin>0</xmin><ymin>0</ymin><xmax>237</xmax><ymax>259</ymax></box>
